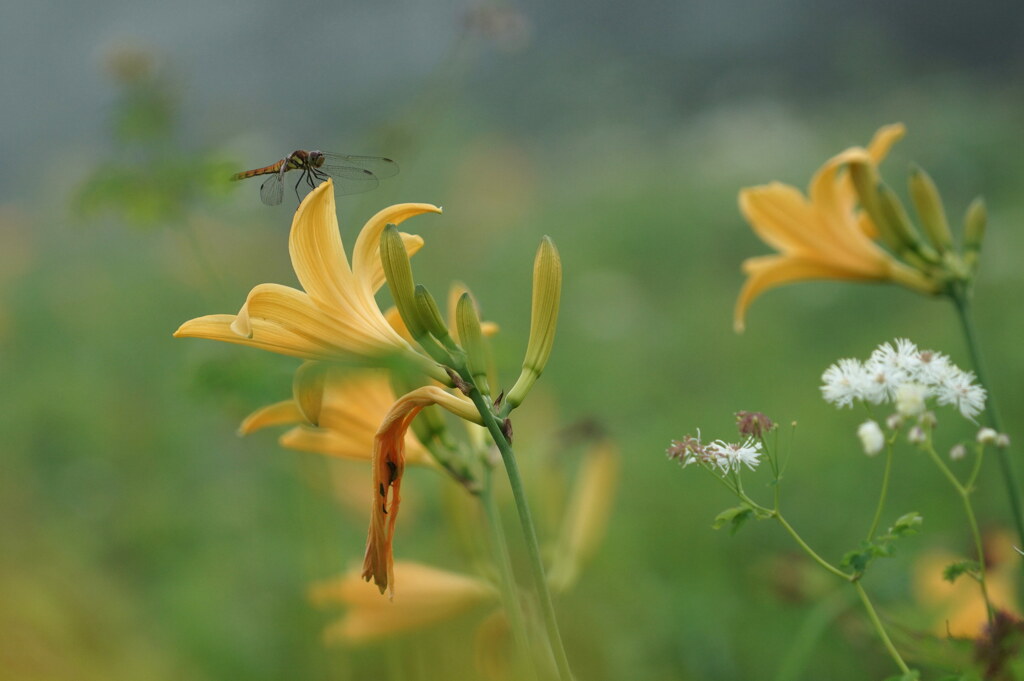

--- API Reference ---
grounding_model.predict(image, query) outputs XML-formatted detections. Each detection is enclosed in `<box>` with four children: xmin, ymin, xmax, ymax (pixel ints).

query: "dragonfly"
<box><xmin>231</xmin><ymin>150</ymin><xmax>399</xmax><ymax>205</ymax></box>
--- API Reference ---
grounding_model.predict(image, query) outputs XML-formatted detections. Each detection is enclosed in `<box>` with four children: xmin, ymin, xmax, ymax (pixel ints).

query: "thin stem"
<box><xmin>771</xmin><ymin>511</ymin><xmax>852</xmax><ymax>582</ymax></box>
<box><xmin>922</xmin><ymin>440</ymin><xmax>994</xmax><ymax>626</ymax></box>
<box><xmin>853</xmin><ymin>582</ymin><xmax>912</xmax><ymax>676</ymax></box>
<box><xmin>865</xmin><ymin>442</ymin><xmax>894</xmax><ymax>542</ymax></box>
<box><xmin>481</xmin><ymin>468</ymin><xmax>539</xmax><ymax>681</ymax></box>
<box><xmin>950</xmin><ymin>289</ymin><xmax>1024</xmax><ymax>550</ymax></box>
<box><xmin>470</xmin><ymin>389</ymin><xmax>574</xmax><ymax>681</ymax></box>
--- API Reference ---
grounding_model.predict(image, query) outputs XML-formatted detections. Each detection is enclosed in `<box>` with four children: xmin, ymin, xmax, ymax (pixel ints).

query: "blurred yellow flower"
<box><xmin>239</xmin><ymin>364</ymin><xmax>432</xmax><ymax>466</ymax></box>
<box><xmin>734</xmin><ymin>124</ymin><xmax>937</xmax><ymax>332</ymax></box>
<box><xmin>310</xmin><ymin>561</ymin><xmax>495</xmax><ymax>643</ymax></box>
<box><xmin>363</xmin><ymin>386</ymin><xmax>480</xmax><ymax>597</ymax></box>
<box><xmin>912</xmin><ymin>532</ymin><xmax>1020</xmax><ymax>639</ymax></box>
<box><xmin>174</xmin><ymin>179</ymin><xmax>441</xmax><ymax>373</ymax></box>
<box><xmin>547</xmin><ymin>440</ymin><xmax>619</xmax><ymax>592</ymax></box>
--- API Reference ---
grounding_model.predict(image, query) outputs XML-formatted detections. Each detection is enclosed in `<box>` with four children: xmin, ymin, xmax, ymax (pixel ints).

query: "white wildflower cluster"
<box><xmin>667</xmin><ymin>432</ymin><xmax>763</xmax><ymax>474</ymax></box>
<box><xmin>821</xmin><ymin>339</ymin><xmax>986</xmax><ymax>421</ymax></box>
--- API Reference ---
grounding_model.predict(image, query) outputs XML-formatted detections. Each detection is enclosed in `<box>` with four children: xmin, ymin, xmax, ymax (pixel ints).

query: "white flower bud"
<box><xmin>976</xmin><ymin>427</ymin><xmax>998</xmax><ymax>445</ymax></box>
<box><xmin>885</xmin><ymin>413</ymin><xmax>903</xmax><ymax>431</ymax></box>
<box><xmin>908</xmin><ymin>425</ymin><xmax>927</xmax><ymax>445</ymax></box>
<box><xmin>949</xmin><ymin>444</ymin><xmax>967</xmax><ymax>461</ymax></box>
<box><xmin>996</xmin><ymin>433</ymin><xmax>1011</xmax><ymax>449</ymax></box>
<box><xmin>895</xmin><ymin>383</ymin><xmax>928</xmax><ymax>417</ymax></box>
<box><xmin>857</xmin><ymin>420</ymin><xmax>885</xmax><ymax>456</ymax></box>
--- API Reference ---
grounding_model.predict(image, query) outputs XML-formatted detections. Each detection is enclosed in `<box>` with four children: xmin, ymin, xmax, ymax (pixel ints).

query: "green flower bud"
<box><xmin>964</xmin><ymin>197</ymin><xmax>987</xmax><ymax>253</ymax></box>
<box><xmin>878</xmin><ymin>183</ymin><xmax>940</xmax><ymax>265</ymax></box>
<box><xmin>849</xmin><ymin>161</ymin><xmax>904</xmax><ymax>254</ymax></box>
<box><xmin>506</xmin><ymin>237</ymin><xmax>562</xmax><ymax>410</ymax></box>
<box><xmin>908</xmin><ymin>165</ymin><xmax>953</xmax><ymax>253</ymax></box>
<box><xmin>455</xmin><ymin>292</ymin><xmax>491</xmax><ymax>396</ymax></box>
<box><xmin>414</xmin><ymin>285</ymin><xmax>456</xmax><ymax>349</ymax></box>
<box><xmin>380</xmin><ymin>224</ymin><xmax>449</xmax><ymax>364</ymax></box>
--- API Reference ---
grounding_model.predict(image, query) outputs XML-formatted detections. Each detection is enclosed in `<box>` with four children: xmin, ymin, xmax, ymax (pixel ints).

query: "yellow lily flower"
<box><xmin>362</xmin><ymin>386</ymin><xmax>481</xmax><ymax>597</ymax></box>
<box><xmin>239</xmin><ymin>365</ymin><xmax>432</xmax><ymax>466</ymax></box>
<box><xmin>174</xmin><ymin>180</ymin><xmax>441</xmax><ymax>372</ymax></box>
<box><xmin>310</xmin><ymin>561</ymin><xmax>495</xmax><ymax>644</ymax></box>
<box><xmin>735</xmin><ymin>124</ymin><xmax>938</xmax><ymax>332</ymax></box>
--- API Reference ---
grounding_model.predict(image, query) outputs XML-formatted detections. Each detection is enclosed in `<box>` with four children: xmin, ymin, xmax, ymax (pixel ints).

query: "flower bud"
<box><xmin>455</xmin><ymin>292</ymin><xmax>491</xmax><ymax>396</ymax></box>
<box><xmin>977</xmin><ymin>427</ymin><xmax>998</xmax><ymax>445</ymax></box>
<box><xmin>996</xmin><ymin>433</ymin><xmax>1011</xmax><ymax>449</ymax></box>
<box><xmin>908</xmin><ymin>165</ymin><xmax>953</xmax><ymax>253</ymax></box>
<box><xmin>506</xmin><ymin>237</ymin><xmax>562</xmax><ymax>410</ymax></box>
<box><xmin>857</xmin><ymin>420</ymin><xmax>885</xmax><ymax>456</ymax></box>
<box><xmin>849</xmin><ymin>162</ymin><xmax>904</xmax><ymax>253</ymax></box>
<box><xmin>885</xmin><ymin>413</ymin><xmax>903</xmax><ymax>431</ymax></box>
<box><xmin>895</xmin><ymin>383</ymin><xmax>927</xmax><ymax>417</ymax></box>
<box><xmin>414</xmin><ymin>285</ymin><xmax>456</xmax><ymax>349</ymax></box>
<box><xmin>963</xmin><ymin>197</ymin><xmax>987</xmax><ymax>267</ymax></box>
<box><xmin>949</xmin><ymin>444</ymin><xmax>967</xmax><ymax>461</ymax></box>
<box><xmin>381</xmin><ymin>225</ymin><xmax>449</xmax><ymax>363</ymax></box>
<box><xmin>908</xmin><ymin>425</ymin><xmax>927</xmax><ymax>445</ymax></box>
<box><xmin>878</xmin><ymin>184</ymin><xmax>939</xmax><ymax>265</ymax></box>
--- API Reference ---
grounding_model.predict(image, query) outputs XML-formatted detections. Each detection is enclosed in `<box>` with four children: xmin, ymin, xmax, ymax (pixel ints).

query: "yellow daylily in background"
<box><xmin>174</xmin><ymin>180</ymin><xmax>441</xmax><ymax>373</ymax></box>
<box><xmin>310</xmin><ymin>561</ymin><xmax>495</xmax><ymax>643</ymax></box>
<box><xmin>734</xmin><ymin>124</ymin><xmax>938</xmax><ymax>332</ymax></box>
<box><xmin>239</xmin><ymin>365</ymin><xmax>432</xmax><ymax>466</ymax></box>
<box><xmin>363</xmin><ymin>386</ymin><xmax>481</xmax><ymax>598</ymax></box>
<box><xmin>912</xmin><ymin>532</ymin><xmax>1020</xmax><ymax>639</ymax></box>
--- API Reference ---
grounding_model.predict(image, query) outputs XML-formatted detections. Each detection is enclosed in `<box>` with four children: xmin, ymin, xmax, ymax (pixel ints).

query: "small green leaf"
<box><xmin>942</xmin><ymin>560</ymin><xmax>980</xmax><ymax>583</ymax></box>
<box><xmin>712</xmin><ymin>504</ymin><xmax>753</xmax><ymax>535</ymax></box>
<box><xmin>891</xmin><ymin>512</ymin><xmax>923</xmax><ymax>537</ymax></box>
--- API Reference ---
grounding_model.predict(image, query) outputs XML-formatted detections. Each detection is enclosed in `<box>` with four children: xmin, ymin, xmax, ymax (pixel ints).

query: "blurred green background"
<box><xmin>2</xmin><ymin>2</ymin><xmax>1024</xmax><ymax>679</ymax></box>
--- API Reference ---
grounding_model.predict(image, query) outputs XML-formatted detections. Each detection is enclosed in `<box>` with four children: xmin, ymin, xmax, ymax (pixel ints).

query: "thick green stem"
<box><xmin>950</xmin><ymin>289</ymin><xmax>1024</xmax><ymax>551</ymax></box>
<box><xmin>470</xmin><ymin>389</ymin><xmax>574</xmax><ymax>681</ymax></box>
<box><xmin>853</xmin><ymin>582</ymin><xmax>912</xmax><ymax>676</ymax></box>
<box><xmin>865</xmin><ymin>443</ymin><xmax>894</xmax><ymax>542</ymax></box>
<box><xmin>481</xmin><ymin>468</ymin><xmax>539</xmax><ymax>681</ymax></box>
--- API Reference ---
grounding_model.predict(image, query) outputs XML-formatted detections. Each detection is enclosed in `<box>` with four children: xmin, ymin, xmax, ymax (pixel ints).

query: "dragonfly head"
<box><xmin>308</xmin><ymin>150</ymin><xmax>326</xmax><ymax>168</ymax></box>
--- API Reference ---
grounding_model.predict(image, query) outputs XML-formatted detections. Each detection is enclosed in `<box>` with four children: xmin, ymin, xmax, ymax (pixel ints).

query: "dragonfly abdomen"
<box><xmin>231</xmin><ymin>160</ymin><xmax>286</xmax><ymax>181</ymax></box>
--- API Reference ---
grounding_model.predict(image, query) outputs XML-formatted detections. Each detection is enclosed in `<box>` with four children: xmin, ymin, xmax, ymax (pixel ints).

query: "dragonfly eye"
<box><xmin>310</xmin><ymin>151</ymin><xmax>325</xmax><ymax>167</ymax></box>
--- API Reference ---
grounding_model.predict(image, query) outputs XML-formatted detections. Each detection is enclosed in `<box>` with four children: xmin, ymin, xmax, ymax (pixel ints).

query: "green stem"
<box><xmin>853</xmin><ymin>582</ymin><xmax>912</xmax><ymax>676</ymax></box>
<box><xmin>470</xmin><ymin>389</ymin><xmax>574</xmax><ymax>681</ymax></box>
<box><xmin>950</xmin><ymin>289</ymin><xmax>1024</xmax><ymax>551</ymax></box>
<box><xmin>923</xmin><ymin>441</ymin><xmax>994</xmax><ymax>626</ymax></box>
<box><xmin>771</xmin><ymin>512</ymin><xmax>852</xmax><ymax>582</ymax></box>
<box><xmin>865</xmin><ymin>442</ymin><xmax>894</xmax><ymax>542</ymax></box>
<box><xmin>481</xmin><ymin>468</ymin><xmax>539</xmax><ymax>681</ymax></box>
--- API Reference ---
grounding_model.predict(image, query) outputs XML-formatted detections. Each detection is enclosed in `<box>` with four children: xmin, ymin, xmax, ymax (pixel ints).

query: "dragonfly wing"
<box><xmin>260</xmin><ymin>174</ymin><xmax>285</xmax><ymax>206</ymax></box>
<box><xmin>321</xmin><ymin>154</ymin><xmax>400</xmax><ymax>179</ymax></box>
<box><xmin>322</xmin><ymin>166</ymin><xmax>381</xmax><ymax>196</ymax></box>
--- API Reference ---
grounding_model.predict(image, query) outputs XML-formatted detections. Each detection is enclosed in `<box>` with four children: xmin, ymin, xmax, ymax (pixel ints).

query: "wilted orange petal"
<box><xmin>363</xmin><ymin>387</ymin><xmax>479</xmax><ymax>596</ymax></box>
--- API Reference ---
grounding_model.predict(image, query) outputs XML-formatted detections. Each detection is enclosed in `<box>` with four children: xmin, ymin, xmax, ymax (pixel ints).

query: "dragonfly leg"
<box><xmin>294</xmin><ymin>169</ymin><xmax>307</xmax><ymax>200</ymax></box>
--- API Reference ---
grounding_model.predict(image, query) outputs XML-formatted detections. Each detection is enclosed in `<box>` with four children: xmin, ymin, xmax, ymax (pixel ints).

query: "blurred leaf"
<box><xmin>713</xmin><ymin>504</ymin><xmax>753</xmax><ymax>534</ymax></box>
<box><xmin>942</xmin><ymin>560</ymin><xmax>980</xmax><ymax>583</ymax></box>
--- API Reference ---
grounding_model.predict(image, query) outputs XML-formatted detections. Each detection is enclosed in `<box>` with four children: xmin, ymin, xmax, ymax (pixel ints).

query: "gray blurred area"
<box><xmin>2</xmin><ymin>1</ymin><xmax>1022</xmax><ymax>200</ymax></box>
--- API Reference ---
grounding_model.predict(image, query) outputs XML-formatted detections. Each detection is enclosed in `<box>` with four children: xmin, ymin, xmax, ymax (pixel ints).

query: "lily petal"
<box><xmin>351</xmin><ymin>203</ymin><xmax>442</xmax><ymax>290</ymax></box>
<box><xmin>174</xmin><ymin>314</ymin><xmax>338</xmax><ymax>360</ymax></box>
<box><xmin>239</xmin><ymin>400</ymin><xmax>305</xmax><ymax>435</ymax></box>
<box><xmin>734</xmin><ymin>254</ymin><xmax>885</xmax><ymax>333</ymax></box>
<box><xmin>311</xmin><ymin>561</ymin><xmax>494</xmax><ymax>643</ymax></box>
